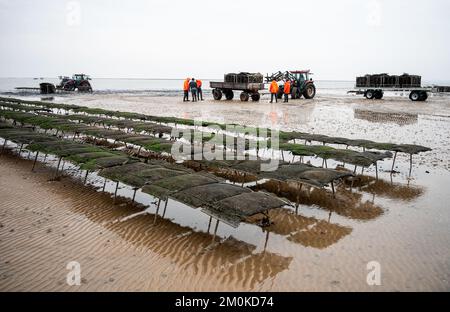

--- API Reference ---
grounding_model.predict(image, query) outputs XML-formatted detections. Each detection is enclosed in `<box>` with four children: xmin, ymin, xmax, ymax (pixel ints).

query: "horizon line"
<box><xmin>1</xmin><ymin>77</ymin><xmax>449</xmax><ymax>83</ymax></box>
<box><xmin>0</xmin><ymin>76</ymin><xmax>358</xmax><ymax>82</ymax></box>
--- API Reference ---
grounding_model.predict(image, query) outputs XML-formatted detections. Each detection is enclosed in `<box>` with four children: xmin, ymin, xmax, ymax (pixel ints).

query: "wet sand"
<box><xmin>0</xmin><ymin>154</ymin><xmax>291</xmax><ymax>291</ymax></box>
<box><xmin>1</xmin><ymin>93</ymin><xmax>450</xmax><ymax>291</ymax></box>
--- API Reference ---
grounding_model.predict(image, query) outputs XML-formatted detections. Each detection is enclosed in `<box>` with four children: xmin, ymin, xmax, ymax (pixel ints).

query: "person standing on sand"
<box><xmin>269</xmin><ymin>79</ymin><xmax>279</xmax><ymax>103</ymax></box>
<box><xmin>196</xmin><ymin>79</ymin><xmax>204</xmax><ymax>101</ymax></box>
<box><xmin>189</xmin><ymin>78</ymin><xmax>198</xmax><ymax>102</ymax></box>
<box><xmin>183</xmin><ymin>78</ymin><xmax>190</xmax><ymax>102</ymax></box>
<box><xmin>283</xmin><ymin>80</ymin><xmax>291</xmax><ymax>103</ymax></box>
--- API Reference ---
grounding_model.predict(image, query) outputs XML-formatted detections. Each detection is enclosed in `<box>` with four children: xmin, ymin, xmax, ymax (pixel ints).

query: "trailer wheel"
<box><xmin>365</xmin><ymin>90</ymin><xmax>375</xmax><ymax>100</ymax></box>
<box><xmin>419</xmin><ymin>91</ymin><xmax>428</xmax><ymax>101</ymax></box>
<box><xmin>224</xmin><ymin>90</ymin><xmax>234</xmax><ymax>101</ymax></box>
<box><xmin>213</xmin><ymin>89</ymin><xmax>223</xmax><ymax>101</ymax></box>
<box><xmin>303</xmin><ymin>84</ymin><xmax>316</xmax><ymax>99</ymax></box>
<box><xmin>251</xmin><ymin>93</ymin><xmax>261</xmax><ymax>102</ymax></box>
<box><xmin>240</xmin><ymin>92</ymin><xmax>250</xmax><ymax>102</ymax></box>
<box><xmin>409</xmin><ymin>91</ymin><xmax>420</xmax><ymax>101</ymax></box>
<box><xmin>374</xmin><ymin>90</ymin><xmax>384</xmax><ymax>100</ymax></box>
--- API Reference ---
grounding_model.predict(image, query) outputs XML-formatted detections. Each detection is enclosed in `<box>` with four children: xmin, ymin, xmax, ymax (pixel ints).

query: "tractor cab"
<box><xmin>73</xmin><ymin>74</ymin><xmax>91</xmax><ymax>81</ymax></box>
<box><xmin>290</xmin><ymin>70</ymin><xmax>313</xmax><ymax>89</ymax></box>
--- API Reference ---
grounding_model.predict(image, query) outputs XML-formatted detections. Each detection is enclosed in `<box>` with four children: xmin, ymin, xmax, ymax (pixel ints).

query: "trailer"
<box><xmin>349</xmin><ymin>73</ymin><xmax>431</xmax><ymax>101</ymax></box>
<box><xmin>434</xmin><ymin>86</ymin><xmax>450</xmax><ymax>93</ymax></box>
<box><xmin>40</xmin><ymin>83</ymin><xmax>56</xmax><ymax>94</ymax></box>
<box><xmin>349</xmin><ymin>87</ymin><xmax>432</xmax><ymax>101</ymax></box>
<box><xmin>210</xmin><ymin>73</ymin><xmax>265</xmax><ymax>102</ymax></box>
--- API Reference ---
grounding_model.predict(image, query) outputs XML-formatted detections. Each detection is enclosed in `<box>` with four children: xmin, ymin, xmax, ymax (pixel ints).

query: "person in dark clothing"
<box><xmin>189</xmin><ymin>78</ymin><xmax>198</xmax><ymax>102</ymax></box>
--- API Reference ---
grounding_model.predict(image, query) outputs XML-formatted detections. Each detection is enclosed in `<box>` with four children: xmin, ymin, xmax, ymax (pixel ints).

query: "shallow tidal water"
<box><xmin>0</xmin><ymin>92</ymin><xmax>449</xmax><ymax>291</ymax></box>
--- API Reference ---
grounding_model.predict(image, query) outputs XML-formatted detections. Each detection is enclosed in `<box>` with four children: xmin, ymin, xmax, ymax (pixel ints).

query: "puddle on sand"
<box><xmin>1</xmin><ymin>93</ymin><xmax>450</xmax><ymax>291</ymax></box>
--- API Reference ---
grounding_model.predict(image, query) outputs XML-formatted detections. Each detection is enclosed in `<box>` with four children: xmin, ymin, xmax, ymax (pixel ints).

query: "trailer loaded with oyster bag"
<box><xmin>210</xmin><ymin>72</ymin><xmax>265</xmax><ymax>102</ymax></box>
<box><xmin>350</xmin><ymin>73</ymin><xmax>431</xmax><ymax>101</ymax></box>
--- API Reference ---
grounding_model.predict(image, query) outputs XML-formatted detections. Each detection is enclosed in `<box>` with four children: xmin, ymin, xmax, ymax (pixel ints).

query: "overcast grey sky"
<box><xmin>0</xmin><ymin>0</ymin><xmax>449</xmax><ymax>80</ymax></box>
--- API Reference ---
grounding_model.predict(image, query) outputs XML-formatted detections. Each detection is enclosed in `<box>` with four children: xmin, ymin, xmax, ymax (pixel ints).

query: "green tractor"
<box><xmin>266</xmin><ymin>70</ymin><xmax>316</xmax><ymax>100</ymax></box>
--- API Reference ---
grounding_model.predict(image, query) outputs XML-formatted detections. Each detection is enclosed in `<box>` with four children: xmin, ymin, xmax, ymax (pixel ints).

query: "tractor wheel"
<box><xmin>409</xmin><ymin>91</ymin><xmax>420</xmax><ymax>101</ymax></box>
<box><xmin>78</xmin><ymin>81</ymin><xmax>92</xmax><ymax>92</ymax></box>
<box><xmin>419</xmin><ymin>91</ymin><xmax>428</xmax><ymax>101</ymax></box>
<box><xmin>63</xmin><ymin>83</ymin><xmax>75</xmax><ymax>92</ymax></box>
<box><xmin>224</xmin><ymin>90</ymin><xmax>234</xmax><ymax>101</ymax></box>
<box><xmin>213</xmin><ymin>89</ymin><xmax>223</xmax><ymax>101</ymax></box>
<box><xmin>303</xmin><ymin>84</ymin><xmax>316</xmax><ymax>99</ymax></box>
<box><xmin>251</xmin><ymin>93</ymin><xmax>261</xmax><ymax>102</ymax></box>
<box><xmin>240</xmin><ymin>92</ymin><xmax>250</xmax><ymax>102</ymax></box>
<box><xmin>374</xmin><ymin>90</ymin><xmax>384</xmax><ymax>100</ymax></box>
<box><xmin>365</xmin><ymin>90</ymin><xmax>375</xmax><ymax>100</ymax></box>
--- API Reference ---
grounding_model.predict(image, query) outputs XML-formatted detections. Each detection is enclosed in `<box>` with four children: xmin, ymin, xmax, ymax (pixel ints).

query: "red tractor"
<box><xmin>57</xmin><ymin>74</ymin><xmax>93</xmax><ymax>92</ymax></box>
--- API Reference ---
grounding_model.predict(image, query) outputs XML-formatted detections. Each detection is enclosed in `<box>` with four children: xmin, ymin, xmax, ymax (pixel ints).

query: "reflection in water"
<box><xmin>344</xmin><ymin>175</ymin><xmax>424</xmax><ymax>201</ymax></box>
<box><xmin>7</xmin><ymin>146</ymin><xmax>423</xmax><ymax>290</ymax></box>
<box><xmin>354</xmin><ymin>109</ymin><xmax>418</xmax><ymax>126</ymax></box>
<box><xmin>253</xmin><ymin>180</ymin><xmax>384</xmax><ymax>221</ymax></box>
<box><xmin>280</xmin><ymin>103</ymin><xmax>316</xmax><ymax>125</ymax></box>
<box><xmin>249</xmin><ymin>208</ymin><xmax>352</xmax><ymax>249</ymax></box>
<box><xmin>69</xmin><ymin>194</ymin><xmax>292</xmax><ymax>290</ymax></box>
<box><xmin>211</xmin><ymin>240</ymin><xmax>292</xmax><ymax>289</ymax></box>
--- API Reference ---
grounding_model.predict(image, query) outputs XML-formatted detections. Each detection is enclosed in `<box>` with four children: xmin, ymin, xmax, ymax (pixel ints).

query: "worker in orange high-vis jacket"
<box><xmin>269</xmin><ymin>79</ymin><xmax>279</xmax><ymax>103</ymax></box>
<box><xmin>283</xmin><ymin>80</ymin><xmax>291</xmax><ymax>103</ymax></box>
<box><xmin>183</xmin><ymin>78</ymin><xmax>190</xmax><ymax>102</ymax></box>
<box><xmin>196</xmin><ymin>79</ymin><xmax>204</xmax><ymax>101</ymax></box>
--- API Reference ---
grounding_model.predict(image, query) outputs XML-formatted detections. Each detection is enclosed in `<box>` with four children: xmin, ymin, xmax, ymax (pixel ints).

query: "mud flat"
<box><xmin>18</xmin><ymin>92</ymin><xmax>449</xmax><ymax>171</ymax></box>
<box><xmin>1</xmin><ymin>93</ymin><xmax>450</xmax><ymax>291</ymax></box>
<box><xmin>0</xmin><ymin>154</ymin><xmax>290</xmax><ymax>291</ymax></box>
